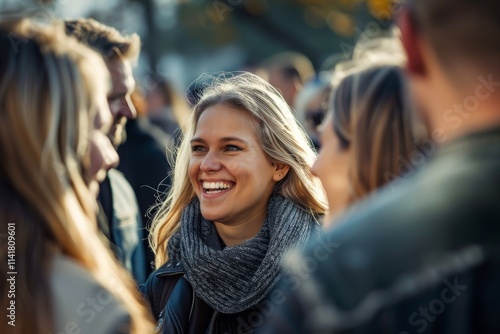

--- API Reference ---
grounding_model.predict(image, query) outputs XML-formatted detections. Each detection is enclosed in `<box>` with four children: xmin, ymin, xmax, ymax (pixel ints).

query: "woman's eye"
<box><xmin>225</xmin><ymin>145</ymin><xmax>241</xmax><ymax>152</ymax></box>
<box><xmin>191</xmin><ymin>145</ymin><xmax>206</xmax><ymax>152</ymax></box>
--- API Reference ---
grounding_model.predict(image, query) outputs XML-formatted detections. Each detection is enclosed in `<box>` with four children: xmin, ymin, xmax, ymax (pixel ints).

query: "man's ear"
<box><xmin>272</xmin><ymin>163</ymin><xmax>290</xmax><ymax>182</ymax></box>
<box><xmin>398</xmin><ymin>8</ymin><xmax>425</xmax><ymax>75</ymax></box>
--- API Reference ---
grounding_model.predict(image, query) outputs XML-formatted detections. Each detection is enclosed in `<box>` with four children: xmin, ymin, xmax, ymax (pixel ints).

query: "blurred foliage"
<box><xmin>2</xmin><ymin>0</ymin><xmax>397</xmax><ymax>75</ymax></box>
<box><xmin>151</xmin><ymin>0</ymin><xmax>396</xmax><ymax>69</ymax></box>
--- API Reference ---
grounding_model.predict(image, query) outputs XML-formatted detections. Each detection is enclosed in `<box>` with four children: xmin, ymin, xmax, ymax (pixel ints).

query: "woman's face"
<box><xmin>188</xmin><ymin>104</ymin><xmax>281</xmax><ymax>227</ymax></box>
<box><xmin>86</xmin><ymin>95</ymin><xmax>119</xmax><ymax>197</ymax></box>
<box><xmin>311</xmin><ymin>113</ymin><xmax>351</xmax><ymax>225</ymax></box>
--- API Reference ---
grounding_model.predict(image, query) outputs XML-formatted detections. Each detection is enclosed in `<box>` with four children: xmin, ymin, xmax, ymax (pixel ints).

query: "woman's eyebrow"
<box><xmin>190</xmin><ymin>137</ymin><xmax>205</xmax><ymax>144</ymax></box>
<box><xmin>190</xmin><ymin>137</ymin><xmax>249</xmax><ymax>145</ymax></box>
<box><xmin>220</xmin><ymin>137</ymin><xmax>249</xmax><ymax>145</ymax></box>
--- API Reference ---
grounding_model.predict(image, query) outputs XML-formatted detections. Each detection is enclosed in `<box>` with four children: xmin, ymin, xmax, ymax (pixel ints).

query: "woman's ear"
<box><xmin>272</xmin><ymin>163</ymin><xmax>290</xmax><ymax>182</ymax></box>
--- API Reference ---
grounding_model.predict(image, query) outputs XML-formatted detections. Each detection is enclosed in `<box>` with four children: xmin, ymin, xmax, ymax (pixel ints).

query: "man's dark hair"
<box><xmin>261</xmin><ymin>51</ymin><xmax>315</xmax><ymax>85</ymax></box>
<box><xmin>410</xmin><ymin>0</ymin><xmax>500</xmax><ymax>73</ymax></box>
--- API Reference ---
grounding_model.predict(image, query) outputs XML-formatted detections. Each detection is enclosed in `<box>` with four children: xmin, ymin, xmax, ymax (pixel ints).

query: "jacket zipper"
<box><xmin>156</xmin><ymin>270</ymin><xmax>184</xmax><ymax>277</ymax></box>
<box><xmin>208</xmin><ymin>311</ymin><xmax>219</xmax><ymax>334</ymax></box>
<box><xmin>156</xmin><ymin>290</ymin><xmax>192</xmax><ymax>327</ymax></box>
<box><xmin>188</xmin><ymin>289</ymin><xmax>195</xmax><ymax>321</ymax></box>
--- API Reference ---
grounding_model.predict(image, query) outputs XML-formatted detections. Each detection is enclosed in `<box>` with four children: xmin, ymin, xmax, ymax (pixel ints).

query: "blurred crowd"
<box><xmin>2</xmin><ymin>0</ymin><xmax>500</xmax><ymax>333</ymax></box>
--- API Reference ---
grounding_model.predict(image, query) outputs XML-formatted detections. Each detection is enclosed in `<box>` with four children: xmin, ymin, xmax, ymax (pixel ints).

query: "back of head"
<box><xmin>330</xmin><ymin>35</ymin><xmax>417</xmax><ymax>201</ymax></box>
<box><xmin>64</xmin><ymin>18</ymin><xmax>140</xmax><ymax>62</ymax></box>
<box><xmin>411</xmin><ymin>0</ymin><xmax>500</xmax><ymax>76</ymax></box>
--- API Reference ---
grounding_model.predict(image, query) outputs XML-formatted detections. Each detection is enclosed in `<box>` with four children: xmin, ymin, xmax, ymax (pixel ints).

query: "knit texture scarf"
<box><xmin>167</xmin><ymin>194</ymin><xmax>321</xmax><ymax>314</ymax></box>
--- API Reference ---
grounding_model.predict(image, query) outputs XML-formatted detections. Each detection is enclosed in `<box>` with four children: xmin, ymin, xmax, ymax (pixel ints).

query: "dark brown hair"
<box><xmin>410</xmin><ymin>0</ymin><xmax>500</xmax><ymax>73</ymax></box>
<box><xmin>65</xmin><ymin>18</ymin><xmax>140</xmax><ymax>62</ymax></box>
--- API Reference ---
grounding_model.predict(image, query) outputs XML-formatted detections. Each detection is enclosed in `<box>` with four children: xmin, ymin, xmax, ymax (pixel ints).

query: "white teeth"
<box><xmin>207</xmin><ymin>189</ymin><xmax>224</xmax><ymax>194</ymax></box>
<box><xmin>203</xmin><ymin>181</ymin><xmax>232</xmax><ymax>191</ymax></box>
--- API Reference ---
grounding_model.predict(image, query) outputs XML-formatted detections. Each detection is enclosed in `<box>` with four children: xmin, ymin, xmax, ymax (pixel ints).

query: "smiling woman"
<box><xmin>143</xmin><ymin>72</ymin><xmax>327</xmax><ymax>334</ymax></box>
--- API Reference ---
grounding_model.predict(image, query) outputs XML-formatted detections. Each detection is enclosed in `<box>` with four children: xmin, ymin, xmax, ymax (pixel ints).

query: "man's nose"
<box><xmin>120</xmin><ymin>95</ymin><xmax>137</xmax><ymax>120</ymax></box>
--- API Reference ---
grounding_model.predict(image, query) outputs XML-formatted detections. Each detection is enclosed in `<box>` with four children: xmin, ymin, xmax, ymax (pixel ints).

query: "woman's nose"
<box><xmin>200</xmin><ymin>150</ymin><xmax>222</xmax><ymax>173</ymax></box>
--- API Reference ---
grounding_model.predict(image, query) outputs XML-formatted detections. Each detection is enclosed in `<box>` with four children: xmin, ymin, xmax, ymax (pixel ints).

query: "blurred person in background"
<box><xmin>117</xmin><ymin>87</ymin><xmax>175</xmax><ymax>276</ymax></box>
<box><xmin>0</xmin><ymin>19</ymin><xmax>153</xmax><ymax>334</ymax></box>
<box><xmin>146</xmin><ymin>74</ymin><xmax>190</xmax><ymax>146</ymax></box>
<box><xmin>263</xmin><ymin>0</ymin><xmax>500</xmax><ymax>333</ymax></box>
<box><xmin>142</xmin><ymin>72</ymin><xmax>327</xmax><ymax>333</ymax></box>
<box><xmin>294</xmin><ymin>76</ymin><xmax>331</xmax><ymax>150</ymax></box>
<box><xmin>311</xmin><ymin>36</ymin><xmax>419</xmax><ymax>225</ymax></box>
<box><xmin>260</xmin><ymin>51</ymin><xmax>315</xmax><ymax>108</ymax></box>
<box><xmin>65</xmin><ymin>18</ymin><xmax>147</xmax><ymax>283</ymax></box>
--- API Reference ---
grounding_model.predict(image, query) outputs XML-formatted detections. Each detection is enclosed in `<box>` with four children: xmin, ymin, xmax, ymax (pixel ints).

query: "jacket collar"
<box><xmin>155</xmin><ymin>259</ymin><xmax>184</xmax><ymax>277</ymax></box>
<box><xmin>438</xmin><ymin>125</ymin><xmax>500</xmax><ymax>158</ymax></box>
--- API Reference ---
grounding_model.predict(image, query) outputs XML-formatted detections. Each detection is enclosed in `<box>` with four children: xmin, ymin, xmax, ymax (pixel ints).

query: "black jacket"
<box><xmin>117</xmin><ymin>118</ymin><xmax>175</xmax><ymax>276</ymax></box>
<box><xmin>141</xmin><ymin>259</ymin><xmax>278</xmax><ymax>334</ymax></box>
<box><xmin>140</xmin><ymin>260</ymin><xmax>213</xmax><ymax>334</ymax></box>
<box><xmin>262</xmin><ymin>126</ymin><xmax>500</xmax><ymax>334</ymax></box>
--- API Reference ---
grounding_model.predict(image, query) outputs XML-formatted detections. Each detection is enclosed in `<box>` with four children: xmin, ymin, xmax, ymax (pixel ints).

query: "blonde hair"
<box><xmin>150</xmin><ymin>72</ymin><xmax>327</xmax><ymax>266</ymax></box>
<box><xmin>328</xmin><ymin>35</ymin><xmax>417</xmax><ymax>203</ymax></box>
<box><xmin>0</xmin><ymin>20</ymin><xmax>153</xmax><ymax>333</ymax></box>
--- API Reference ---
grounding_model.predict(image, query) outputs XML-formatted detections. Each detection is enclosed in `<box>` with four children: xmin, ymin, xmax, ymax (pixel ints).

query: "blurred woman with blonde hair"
<box><xmin>312</xmin><ymin>35</ymin><xmax>419</xmax><ymax>225</ymax></box>
<box><xmin>0</xmin><ymin>19</ymin><xmax>153</xmax><ymax>334</ymax></box>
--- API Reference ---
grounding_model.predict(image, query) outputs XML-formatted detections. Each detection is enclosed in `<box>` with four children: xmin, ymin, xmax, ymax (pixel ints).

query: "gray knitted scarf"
<box><xmin>167</xmin><ymin>194</ymin><xmax>320</xmax><ymax>314</ymax></box>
